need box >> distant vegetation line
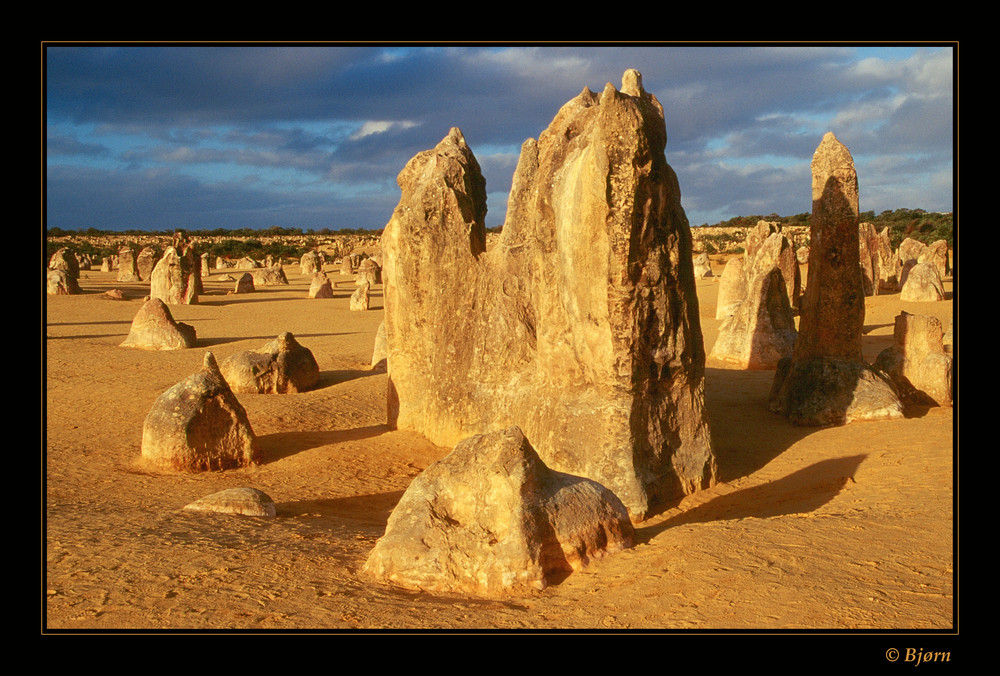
[45,208,952,262]
[693,208,953,251]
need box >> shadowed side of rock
[769,133,903,425]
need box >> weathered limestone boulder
[738,223,801,312]
[136,246,160,281]
[103,288,126,300]
[769,132,903,426]
[382,70,716,519]
[251,265,289,286]
[918,239,950,279]
[859,221,892,297]
[340,257,353,275]
[308,271,334,298]
[220,332,319,394]
[898,237,927,266]
[300,250,323,275]
[235,257,259,270]
[899,262,946,302]
[118,246,140,282]
[149,246,199,305]
[101,256,114,272]
[693,252,713,278]
[796,246,810,265]
[357,257,381,286]
[715,256,746,320]
[139,352,260,471]
[183,487,276,518]
[709,232,798,369]
[46,268,81,295]
[874,311,952,407]
[361,426,634,596]
[350,281,370,310]
[201,253,211,277]
[48,247,81,280]
[875,227,900,291]
[233,272,255,294]
[745,221,779,261]
[120,298,197,350]
[215,256,233,270]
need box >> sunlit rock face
[362,426,634,595]
[381,69,716,520]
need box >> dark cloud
[44,44,955,232]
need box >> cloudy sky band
[44,43,955,232]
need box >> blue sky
[44,43,955,232]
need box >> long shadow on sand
[257,425,388,462]
[704,367,818,484]
[634,454,867,544]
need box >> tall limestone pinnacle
[796,131,864,362]
[381,70,715,520]
[769,132,904,426]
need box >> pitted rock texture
[381,70,715,520]
[769,132,903,425]
[220,332,320,394]
[362,426,634,596]
[140,352,260,471]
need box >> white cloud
[349,120,419,141]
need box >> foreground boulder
[183,487,276,517]
[220,332,319,394]
[120,298,196,350]
[382,71,715,520]
[769,132,903,425]
[140,352,260,471]
[874,311,953,407]
[362,426,633,596]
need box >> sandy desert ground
[43,254,956,638]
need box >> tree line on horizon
[46,208,953,262]
[694,208,953,250]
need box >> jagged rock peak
[621,68,644,97]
